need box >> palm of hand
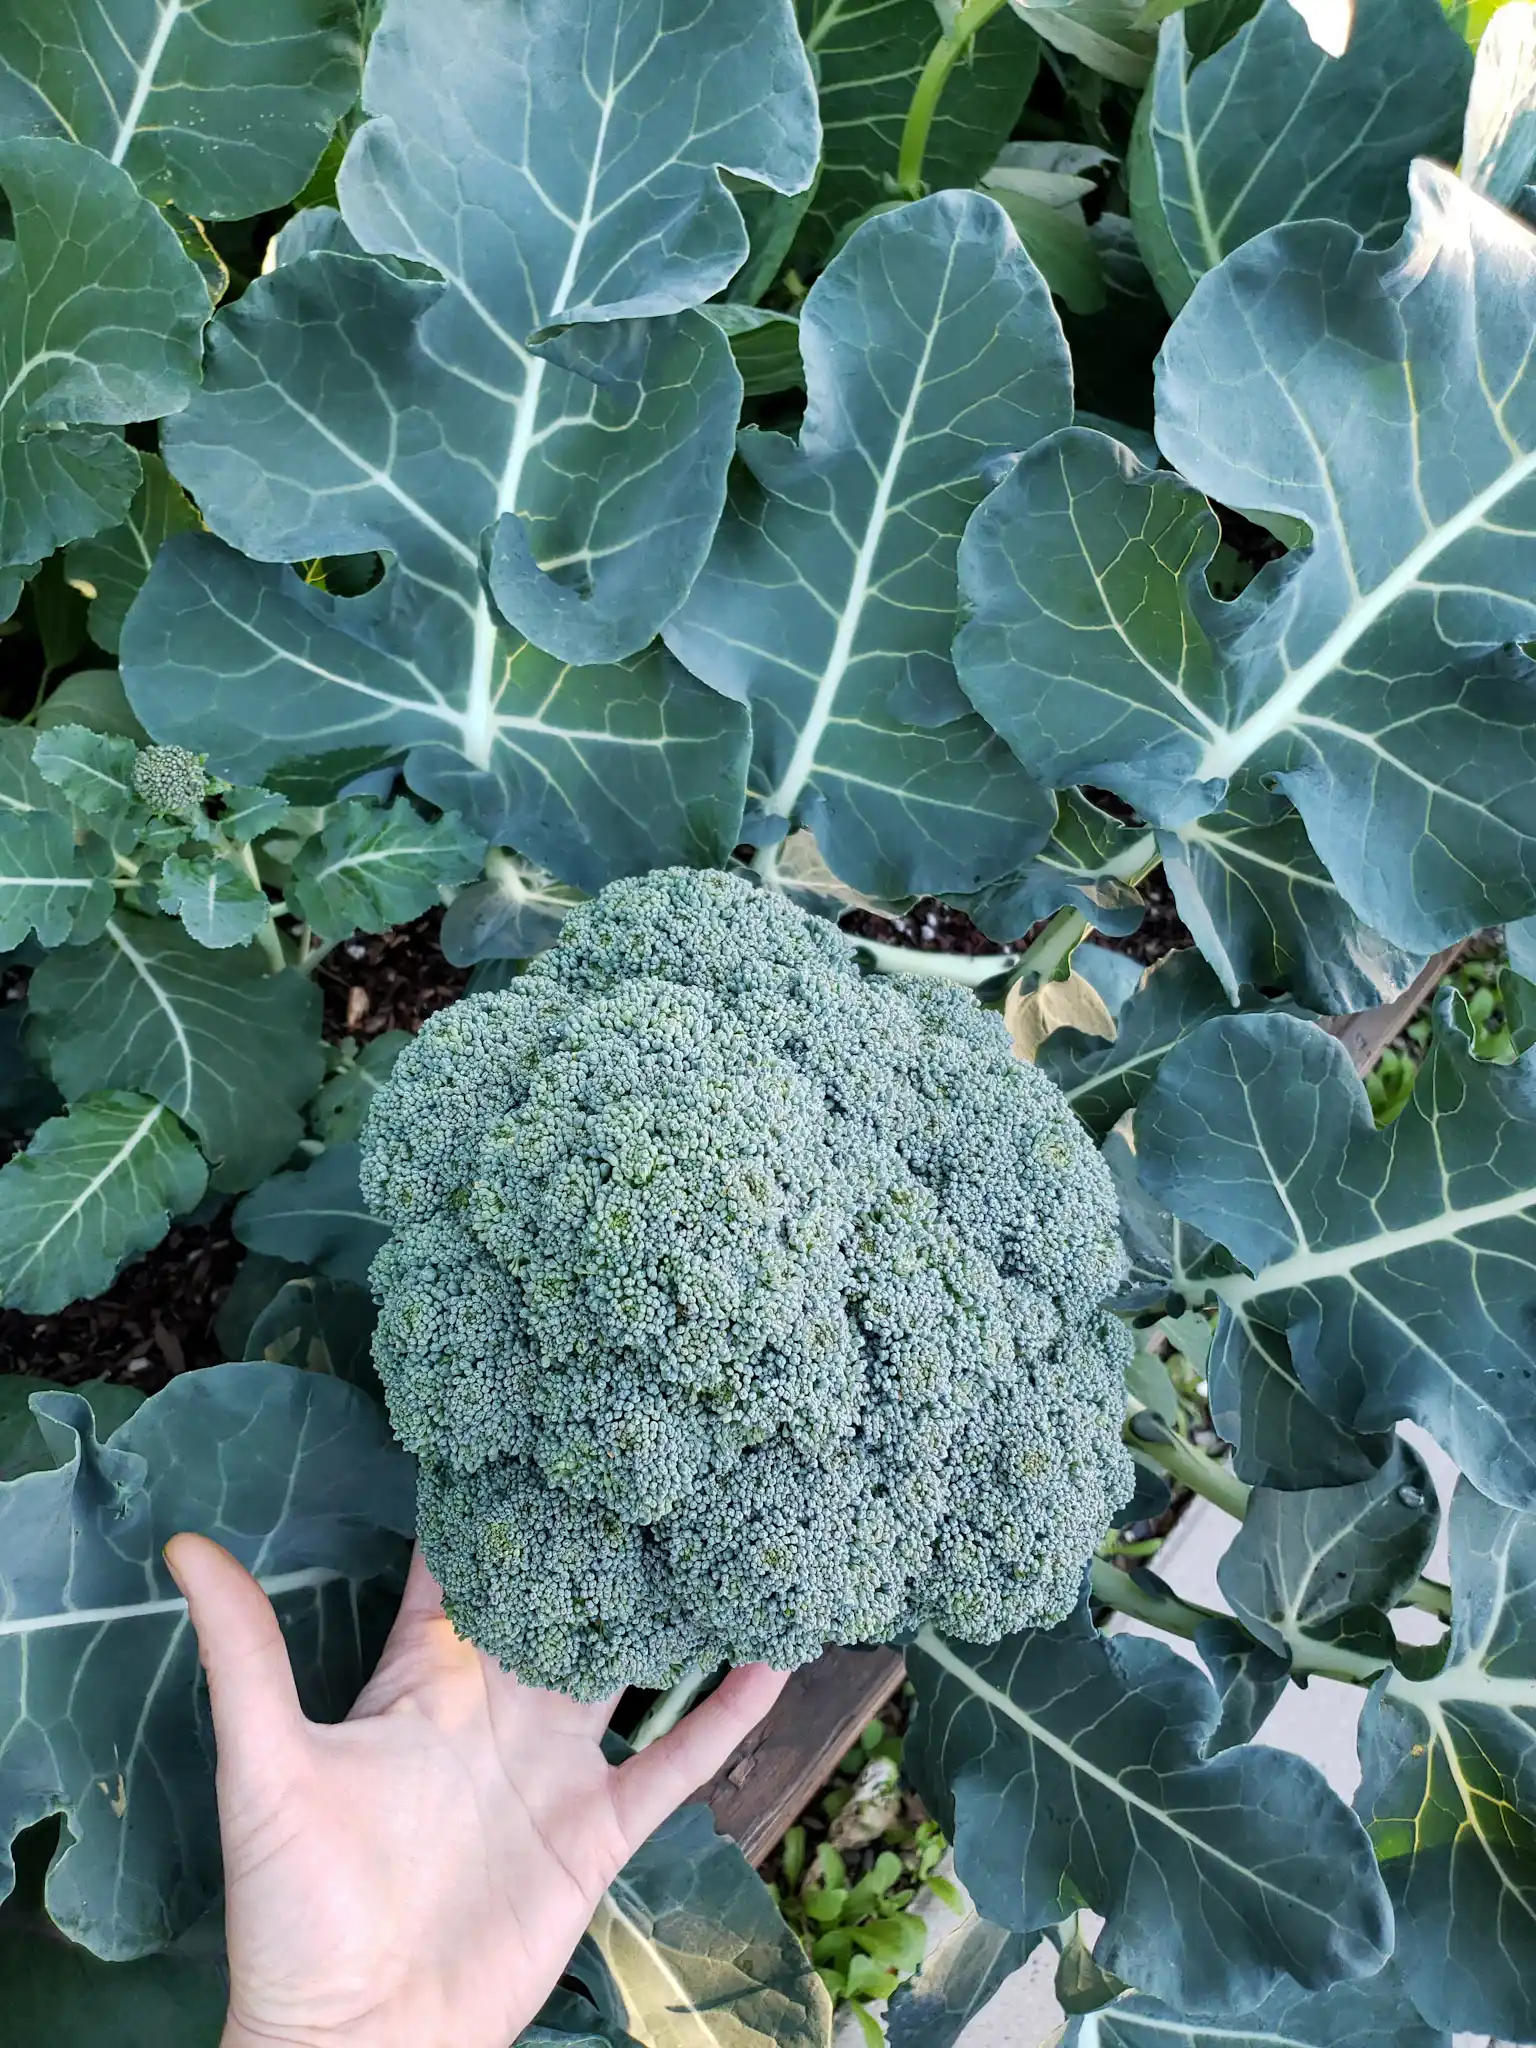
[166,1536,784,2048]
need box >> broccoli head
[131,744,209,820]
[361,867,1132,1698]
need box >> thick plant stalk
[1088,1559,1388,1687]
[897,0,1012,198]
[630,1663,717,1750]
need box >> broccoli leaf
[1155,780,1424,1013]
[156,853,273,950]
[579,1801,833,2048]
[1461,0,1536,206]
[0,0,362,219]
[1040,948,1278,1142]
[1356,1475,1536,2039]
[0,1906,227,2048]
[792,0,1037,264]
[28,913,325,1192]
[1061,1967,1448,2046]
[0,1092,206,1313]
[0,1377,144,1483]
[233,1142,388,1288]
[1130,0,1471,311]
[884,1914,1035,2048]
[664,193,1063,900]
[959,163,1536,957]
[947,792,1150,945]
[0,1366,413,1959]
[0,732,115,951]
[31,725,140,824]
[64,455,201,658]
[0,138,206,585]
[1138,999,1536,1508]
[1216,1438,1439,1667]
[288,798,484,943]
[1207,1308,1396,1494]
[905,1607,1391,2013]
[121,258,751,890]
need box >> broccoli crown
[362,867,1132,1699]
[131,744,209,819]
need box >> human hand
[164,1534,787,2048]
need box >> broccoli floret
[362,866,1133,1699]
[131,744,209,820]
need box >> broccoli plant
[3,1,1536,2047]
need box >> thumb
[165,1532,308,1773]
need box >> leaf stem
[629,1664,718,1750]
[897,0,1011,199]
[851,937,1019,987]
[232,838,287,975]
[1088,1559,1388,1687]
[1124,1405,1251,1520]
[1401,1575,1453,1620]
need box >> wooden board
[702,1644,907,1865]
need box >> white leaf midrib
[0,1565,342,1637]
[109,1,185,168]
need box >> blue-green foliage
[361,868,1132,1698]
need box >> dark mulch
[839,867,1192,966]
[3,882,1190,1389]
[314,909,471,1042]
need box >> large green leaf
[1356,1476,1536,2038]
[0,731,115,951]
[959,169,1536,959]
[0,0,361,218]
[665,192,1062,900]
[233,1142,387,1288]
[1009,0,1153,85]
[0,1910,225,2048]
[28,913,325,1192]
[1130,0,1470,311]
[1155,780,1423,1012]
[1136,1001,1536,1508]
[904,1610,1391,2013]
[580,1802,832,2048]
[1216,1438,1438,1666]
[1062,1969,1447,2046]
[121,250,751,888]
[63,454,200,657]
[0,137,206,584]
[884,1916,1034,2048]
[793,0,1038,261]
[0,1092,206,1312]
[0,1365,412,1959]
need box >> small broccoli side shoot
[361,867,1132,1699]
[131,743,210,820]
